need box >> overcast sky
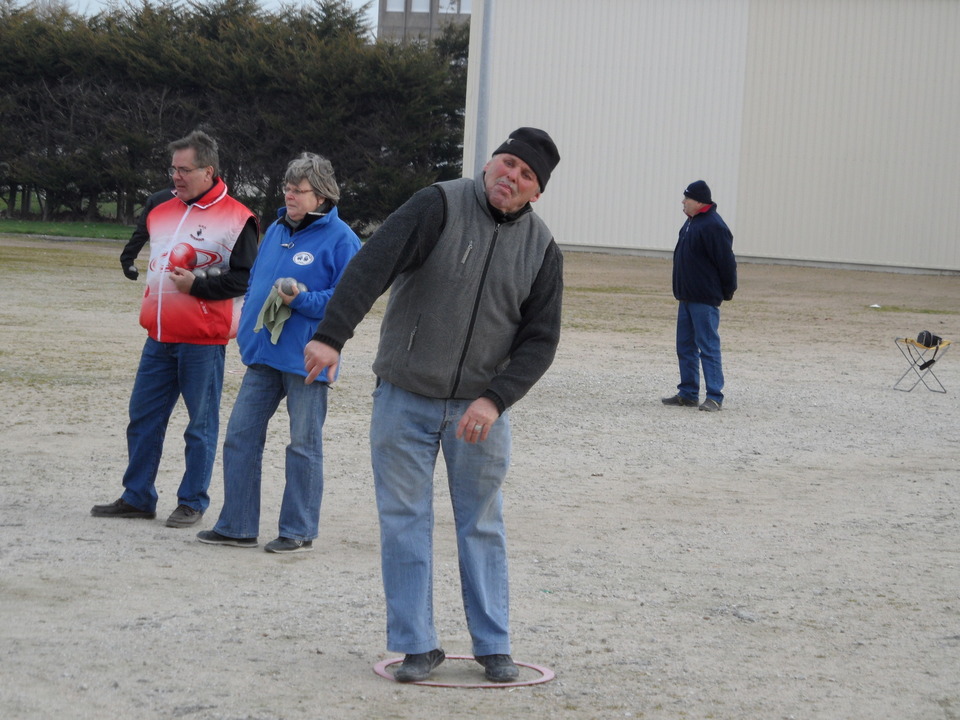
[66,0,378,31]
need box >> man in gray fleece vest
[304,127,562,684]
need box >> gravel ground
[1,235,958,720]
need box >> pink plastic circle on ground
[373,654,555,688]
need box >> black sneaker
[394,648,445,683]
[165,505,202,528]
[90,498,156,519]
[475,654,519,683]
[661,394,698,407]
[264,537,313,553]
[699,398,722,412]
[197,530,258,548]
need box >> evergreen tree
[0,0,469,232]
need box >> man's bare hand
[304,339,340,384]
[456,397,500,444]
[170,266,196,293]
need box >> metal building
[463,0,960,273]
[378,0,471,43]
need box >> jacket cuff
[481,390,506,416]
[311,333,344,353]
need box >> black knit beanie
[684,180,712,205]
[492,127,560,191]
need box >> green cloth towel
[253,287,292,344]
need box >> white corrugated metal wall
[738,0,960,270]
[464,0,960,272]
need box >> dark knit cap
[492,127,560,191]
[683,180,713,205]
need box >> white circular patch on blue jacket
[293,252,314,265]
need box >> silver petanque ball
[276,277,307,295]
[193,268,207,279]
[206,266,221,277]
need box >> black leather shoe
[661,394,698,407]
[475,654,519,682]
[90,498,156,519]
[394,648,445,682]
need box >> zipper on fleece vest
[407,314,420,350]
[451,222,500,396]
[156,204,195,340]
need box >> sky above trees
[66,0,378,32]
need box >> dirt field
[1,235,958,720]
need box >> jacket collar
[473,171,532,223]
[179,176,229,209]
[277,205,336,233]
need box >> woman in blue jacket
[198,152,361,552]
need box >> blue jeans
[121,337,225,513]
[213,364,328,541]
[370,380,512,657]
[676,301,724,404]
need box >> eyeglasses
[282,186,316,197]
[168,166,206,178]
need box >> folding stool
[893,336,951,393]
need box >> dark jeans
[675,301,724,404]
[121,337,225,513]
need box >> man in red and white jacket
[92,130,258,528]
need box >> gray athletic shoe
[394,648,446,683]
[196,530,258,548]
[264,537,314,553]
[475,654,520,683]
[165,504,203,528]
[699,398,722,412]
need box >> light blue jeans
[212,364,328,541]
[676,301,725,404]
[121,338,225,513]
[370,380,512,657]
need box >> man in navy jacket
[662,180,737,412]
